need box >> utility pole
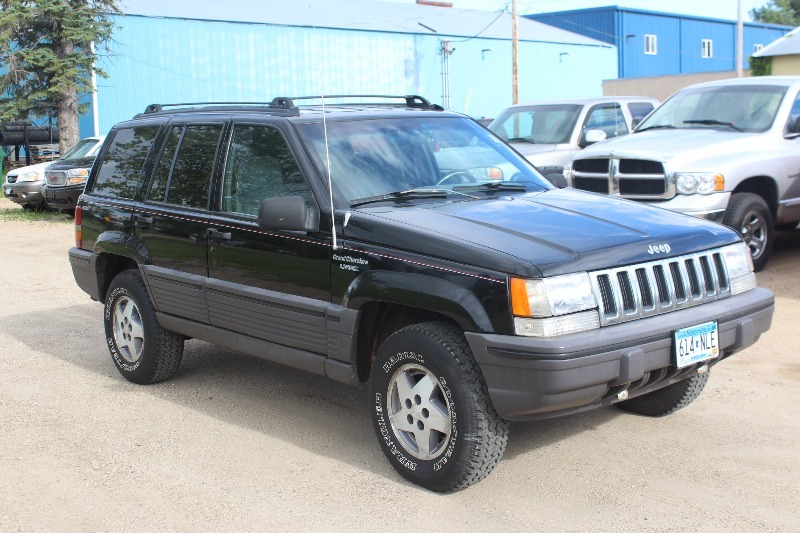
[736,0,744,77]
[512,0,519,104]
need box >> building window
[754,43,764,53]
[645,34,657,55]
[702,39,713,58]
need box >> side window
[91,126,160,199]
[148,126,183,202]
[702,39,713,59]
[148,124,223,209]
[645,34,657,55]
[222,124,311,216]
[584,105,629,139]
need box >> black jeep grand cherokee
[69,96,774,492]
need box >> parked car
[488,96,658,185]
[69,96,773,492]
[3,136,104,210]
[41,136,105,211]
[568,76,800,271]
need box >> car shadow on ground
[2,302,622,485]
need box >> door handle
[208,229,232,240]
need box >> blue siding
[83,14,616,136]
[529,7,792,79]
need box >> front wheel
[369,322,508,492]
[104,269,184,385]
[723,192,773,271]
[616,371,710,417]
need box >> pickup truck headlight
[510,273,600,337]
[15,171,41,183]
[66,168,90,185]
[722,242,757,294]
[676,172,724,194]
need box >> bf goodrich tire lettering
[104,270,184,385]
[369,322,508,492]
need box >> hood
[46,155,96,171]
[6,160,55,177]
[343,188,739,277]
[575,129,763,166]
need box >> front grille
[571,158,672,199]
[45,171,67,186]
[589,249,730,327]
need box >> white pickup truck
[568,77,800,270]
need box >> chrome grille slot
[590,249,732,327]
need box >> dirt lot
[1,197,799,531]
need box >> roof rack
[141,95,442,115]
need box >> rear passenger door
[136,120,225,323]
[206,121,332,353]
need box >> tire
[369,322,509,492]
[616,371,710,417]
[723,192,773,272]
[104,269,184,385]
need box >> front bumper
[43,184,84,210]
[466,287,774,421]
[3,181,45,206]
[642,192,731,223]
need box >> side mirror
[631,117,642,129]
[583,129,607,146]
[785,116,800,139]
[258,196,319,232]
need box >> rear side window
[91,126,160,198]
[147,124,223,209]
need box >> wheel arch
[732,176,778,219]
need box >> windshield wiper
[453,182,528,193]
[349,188,448,207]
[636,124,677,133]
[506,137,537,143]
[683,119,743,132]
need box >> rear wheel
[723,192,773,271]
[616,371,710,417]
[104,269,184,384]
[369,322,508,492]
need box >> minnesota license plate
[674,321,719,368]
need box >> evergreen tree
[0,0,119,152]
[751,0,800,26]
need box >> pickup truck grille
[589,249,730,327]
[45,171,67,186]
[571,158,672,199]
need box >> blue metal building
[80,0,616,138]
[527,6,790,79]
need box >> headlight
[510,272,600,337]
[721,242,757,294]
[15,171,40,182]
[676,172,724,194]
[66,168,90,185]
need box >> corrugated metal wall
[84,14,616,136]
[529,8,791,80]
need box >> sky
[388,0,772,22]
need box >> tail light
[75,205,83,248]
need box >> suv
[488,97,657,185]
[41,135,105,211]
[3,136,104,210]
[68,96,774,492]
[568,77,800,271]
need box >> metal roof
[118,0,612,47]
[753,26,800,57]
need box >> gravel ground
[1,197,799,531]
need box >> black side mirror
[786,116,800,139]
[258,196,319,232]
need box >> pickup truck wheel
[723,192,773,271]
[616,371,710,417]
[104,270,184,385]
[369,322,508,492]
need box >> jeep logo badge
[647,244,672,254]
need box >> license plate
[674,321,719,368]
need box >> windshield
[295,116,551,203]
[637,84,787,133]
[61,138,98,160]
[489,104,581,144]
